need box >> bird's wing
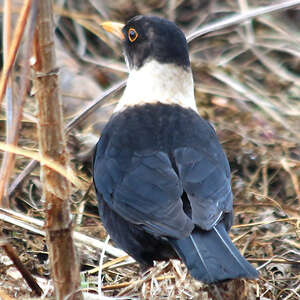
[93,139,194,239]
[173,138,233,231]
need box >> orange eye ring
[128,28,138,42]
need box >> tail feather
[168,222,258,283]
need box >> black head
[121,16,190,69]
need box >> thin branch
[0,0,32,107]
[187,0,300,42]
[0,231,43,296]
[211,68,300,138]
[0,207,129,258]
[3,0,12,60]
[0,0,13,207]
[8,160,38,197]
[0,0,37,206]
[66,79,126,133]
[0,142,86,190]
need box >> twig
[8,160,38,197]
[211,68,300,137]
[0,142,86,190]
[0,0,13,207]
[187,0,300,42]
[0,231,43,296]
[0,0,32,107]
[101,275,175,291]
[0,0,38,206]
[248,258,300,265]
[117,262,170,296]
[283,285,300,300]
[85,255,130,275]
[281,158,300,203]
[233,217,299,229]
[98,235,110,296]
[0,207,129,258]
[66,79,126,133]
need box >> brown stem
[0,231,43,296]
[0,0,32,107]
[0,0,37,206]
[32,1,83,299]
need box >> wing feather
[174,146,233,230]
[94,147,194,238]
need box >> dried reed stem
[0,0,32,107]
[0,0,36,206]
[0,0,14,207]
[32,1,82,299]
[0,231,43,296]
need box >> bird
[93,15,259,284]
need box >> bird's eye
[128,28,138,42]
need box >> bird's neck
[114,60,197,113]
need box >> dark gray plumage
[93,103,258,282]
[94,15,258,283]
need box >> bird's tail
[168,222,258,283]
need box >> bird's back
[97,103,228,167]
[94,102,233,236]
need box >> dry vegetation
[0,0,300,299]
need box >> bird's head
[102,15,190,70]
[101,16,196,112]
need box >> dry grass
[0,0,299,299]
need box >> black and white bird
[93,15,258,283]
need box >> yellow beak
[101,21,125,40]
